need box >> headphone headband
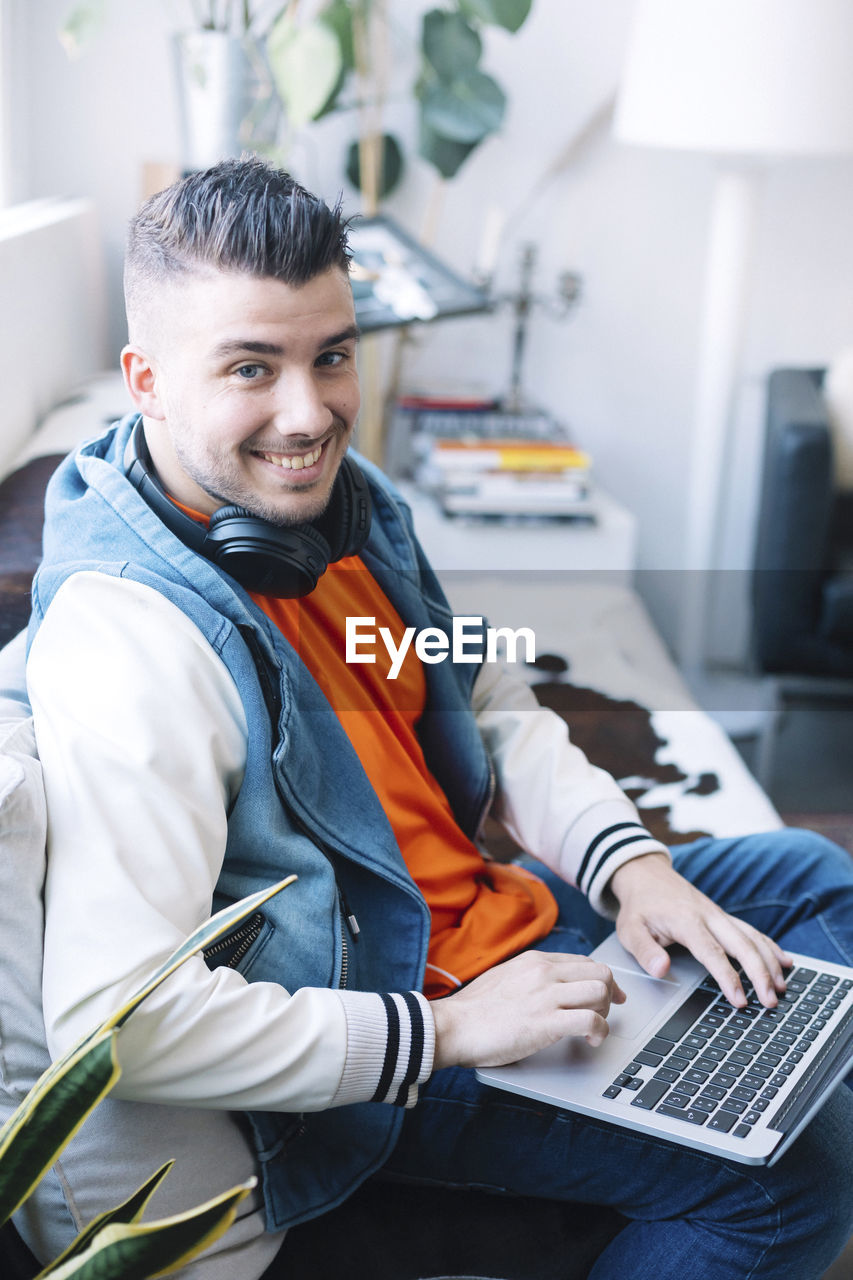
[125,417,372,597]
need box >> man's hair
[125,156,351,333]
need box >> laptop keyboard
[602,965,853,1139]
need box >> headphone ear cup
[317,457,372,561]
[205,506,334,596]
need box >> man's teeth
[261,445,323,470]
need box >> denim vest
[30,413,493,1230]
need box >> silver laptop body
[476,932,853,1165]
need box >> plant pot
[172,30,281,172]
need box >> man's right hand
[431,950,626,1071]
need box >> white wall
[13,0,853,656]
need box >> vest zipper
[202,912,264,968]
[475,753,497,844]
[337,886,360,989]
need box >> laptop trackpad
[606,969,683,1040]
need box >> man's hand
[431,950,626,1070]
[609,853,792,1008]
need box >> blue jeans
[384,830,853,1279]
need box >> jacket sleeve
[27,571,433,1112]
[471,658,670,916]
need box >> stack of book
[423,435,594,519]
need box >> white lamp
[614,0,853,675]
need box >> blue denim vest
[30,413,493,1230]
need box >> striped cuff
[331,989,435,1110]
[565,802,670,918]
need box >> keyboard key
[682,1033,708,1049]
[653,1068,681,1084]
[761,1086,779,1099]
[729,1051,754,1066]
[731,1085,757,1101]
[722,1098,747,1114]
[624,1077,643,1091]
[666,1055,692,1073]
[700,1085,727,1101]
[733,1123,753,1138]
[708,1110,739,1132]
[675,1080,699,1097]
[697,1015,725,1029]
[771,1074,789,1089]
[778,1062,796,1076]
[655,988,717,1043]
[729,1015,754,1029]
[624,1062,642,1075]
[788,1051,803,1064]
[614,1074,635,1087]
[702,1047,726,1062]
[657,1104,709,1125]
[753,1098,769,1112]
[634,1051,664,1067]
[792,968,817,983]
[741,1029,770,1045]
[668,1093,693,1109]
[744,1110,762,1124]
[710,1035,736,1052]
[603,1085,621,1099]
[631,1079,670,1109]
[742,1074,766,1090]
[691,1096,717,1112]
[683,1068,710,1084]
[644,1036,677,1055]
[694,1055,723,1074]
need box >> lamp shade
[615,0,853,156]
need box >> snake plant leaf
[33,1178,256,1280]
[458,0,533,33]
[37,1161,175,1274]
[418,118,479,180]
[267,14,343,129]
[423,10,482,82]
[421,70,506,143]
[0,1031,119,1227]
[99,875,298,1037]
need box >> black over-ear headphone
[125,416,372,597]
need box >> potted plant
[60,1,534,205]
[0,876,295,1279]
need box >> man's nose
[270,372,333,440]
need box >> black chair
[751,367,853,784]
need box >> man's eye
[317,351,346,368]
[236,364,266,380]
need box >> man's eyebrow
[210,326,361,361]
[210,340,285,359]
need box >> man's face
[128,266,361,526]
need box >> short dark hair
[125,156,351,330]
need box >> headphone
[125,416,372,597]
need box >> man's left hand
[608,853,792,1008]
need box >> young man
[16,157,853,1277]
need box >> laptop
[476,932,853,1165]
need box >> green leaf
[321,0,356,71]
[57,1,107,59]
[418,117,479,180]
[0,1032,119,1227]
[38,1162,175,1274]
[100,875,298,1037]
[34,1179,255,1280]
[422,10,482,82]
[346,133,404,198]
[459,0,533,33]
[421,69,506,143]
[267,15,344,129]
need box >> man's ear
[121,346,166,420]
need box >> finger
[615,916,672,981]
[676,923,746,1007]
[556,978,617,1019]
[712,919,789,1006]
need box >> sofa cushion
[0,455,65,649]
[0,692,50,1104]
